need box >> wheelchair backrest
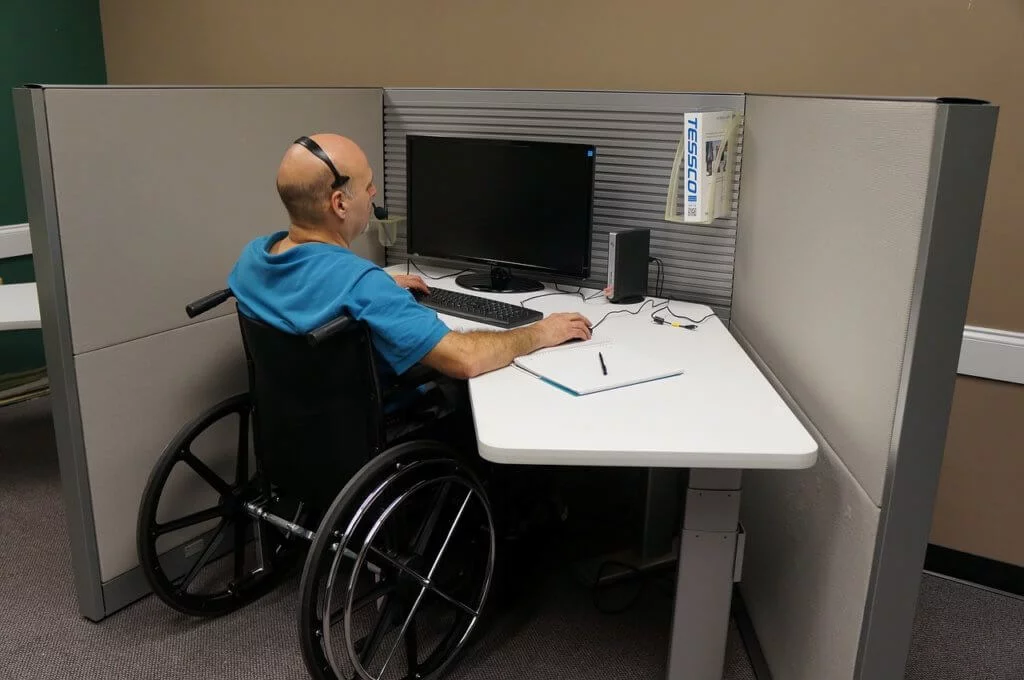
[237,310,385,512]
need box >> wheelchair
[136,289,496,680]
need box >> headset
[293,136,388,220]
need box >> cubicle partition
[382,89,744,315]
[15,86,997,680]
[732,96,997,680]
[14,86,384,620]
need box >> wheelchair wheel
[299,440,496,680]
[137,393,301,617]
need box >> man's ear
[330,190,348,219]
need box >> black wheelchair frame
[136,289,497,680]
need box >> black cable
[584,290,605,301]
[649,257,664,298]
[650,302,716,325]
[407,259,473,281]
[591,560,676,615]
[592,561,644,615]
[554,285,587,302]
[590,299,657,331]
[519,286,587,308]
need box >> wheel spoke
[408,481,451,556]
[176,518,230,593]
[154,505,226,536]
[378,588,427,680]
[359,595,400,669]
[182,451,233,496]
[425,584,478,618]
[367,547,479,618]
[352,580,396,614]
[368,548,429,587]
[425,490,473,580]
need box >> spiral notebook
[513,340,683,396]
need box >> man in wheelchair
[229,134,591,392]
[137,133,589,680]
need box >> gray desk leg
[667,469,742,680]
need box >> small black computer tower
[607,228,650,304]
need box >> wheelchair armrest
[394,364,443,389]
[186,289,234,318]
[307,315,354,347]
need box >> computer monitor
[406,135,596,293]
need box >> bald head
[276,134,373,228]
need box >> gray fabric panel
[73,313,247,581]
[731,95,938,506]
[382,89,743,310]
[735,325,880,680]
[739,446,880,680]
[854,103,998,680]
[42,87,383,354]
[13,87,107,620]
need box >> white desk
[391,264,818,680]
[0,283,41,331]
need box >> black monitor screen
[406,135,595,278]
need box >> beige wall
[99,0,1023,331]
[932,377,1024,566]
[98,0,1024,563]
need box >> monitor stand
[455,266,545,293]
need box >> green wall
[1,0,107,225]
[1,0,106,375]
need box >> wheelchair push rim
[136,393,300,617]
[299,441,496,680]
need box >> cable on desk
[649,301,716,326]
[590,299,657,331]
[518,285,594,308]
[407,259,473,281]
[554,284,587,300]
[518,287,586,308]
[584,289,606,301]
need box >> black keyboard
[415,287,543,328]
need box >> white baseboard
[0,223,31,259]
[958,326,1024,385]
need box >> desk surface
[391,265,817,470]
[0,283,41,332]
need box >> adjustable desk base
[577,469,744,680]
[667,469,743,680]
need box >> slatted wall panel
[383,89,744,312]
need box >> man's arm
[420,312,592,379]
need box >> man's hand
[390,273,430,295]
[531,312,592,348]
[422,313,593,379]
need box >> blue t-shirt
[228,232,449,375]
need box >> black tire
[136,393,302,617]
[299,440,496,680]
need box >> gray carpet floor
[3,398,1023,680]
[0,398,753,680]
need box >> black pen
[598,351,608,376]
